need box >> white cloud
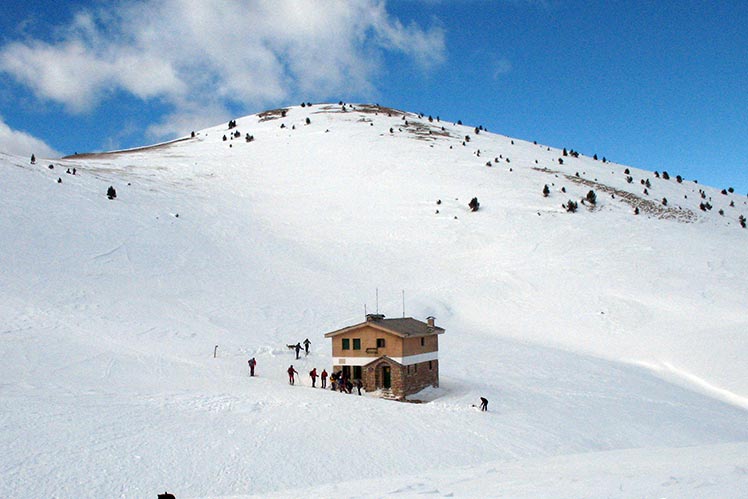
[0,0,445,138]
[0,117,61,159]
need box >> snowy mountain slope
[1,103,747,498]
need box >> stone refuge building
[324,314,444,399]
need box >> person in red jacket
[309,367,318,387]
[287,365,298,385]
[320,369,328,389]
[248,357,256,377]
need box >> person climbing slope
[288,365,299,385]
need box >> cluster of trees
[562,148,580,158]
[228,120,237,129]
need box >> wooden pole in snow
[213,345,218,358]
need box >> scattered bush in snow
[586,190,597,205]
[739,215,746,228]
[306,117,311,125]
[662,171,670,180]
[662,197,668,206]
[558,158,564,165]
[468,197,480,212]
[634,206,640,215]
[107,186,117,199]
[676,175,683,183]
[245,134,254,142]
[721,189,728,195]
[728,187,735,193]
[30,154,36,164]
[626,176,633,184]
[719,209,725,216]
[543,184,550,197]
[624,168,630,174]
[565,200,578,213]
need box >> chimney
[367,313,385,322]
[426,316,435,327]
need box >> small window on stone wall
[429,361,433,370]
[420,337,425,347]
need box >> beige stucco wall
[402,334,438,357]
[330,325,404,358]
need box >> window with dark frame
[376,338,385,348]
[420,337,425,347]
[342,338,350,350]
[353,338,361,350]
[353,366,362,379]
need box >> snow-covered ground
[1,104,747,498]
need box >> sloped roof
[324,317,445,338]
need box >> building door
[382,365,391,389]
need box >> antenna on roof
[364,303,367,319]
[402,289,405,318]
[376,288,379,314]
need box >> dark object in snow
[31,154,36,164]
[57,177,62,183]
[48,164,54,170]
[107,186,117,199]
[303,338,311,355]
[586,190,596,205]
[294,342,302,359]
[468,197,480,212]
[480,397,488,411]
[543,185,550,197]
[565,200,578,213]
[248,357,256,376]
[158,493,176,499]
[288,365,298,385]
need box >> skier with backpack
[248,357,256,376]
[309,368,318,387]
[321,369,328,389]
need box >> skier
[480,397,488,412]
[303,338,311,356]
[248,357,256,376]
[310,368,318,387]
[330,371,338,391]
[294,342,302,360]
[356,379,363,396]
[321,369,328,389]
[287,365,298,385]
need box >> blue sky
[1,0,747,193]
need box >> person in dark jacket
[321,369,328,389]
[294,343,302,360]
[309,368,318,387]
[288,365,298,385]
[356,379,363,395]
[480,397,488,411]
[248,357,256,376]
[303,338,311,356]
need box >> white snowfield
[1,103,747,498]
